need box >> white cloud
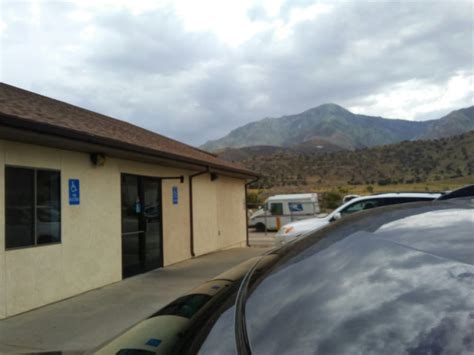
[275,3,333,40]
[0,0,472,145]
[348,71,474,120]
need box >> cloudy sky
[1,0,473,146]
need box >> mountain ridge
[201,104,474,152]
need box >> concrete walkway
[0,247,270,354]
[248,229,276,247]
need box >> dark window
[152,294,212,319]
[5,167,61,249]
[270,203,283,215]
[383,197,434,205]
[340,199,381,216]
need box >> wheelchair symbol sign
[69,179,80,205]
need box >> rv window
[270,203,283,215]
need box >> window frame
[270,202,284,215]
[5,165,62,251]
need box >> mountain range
[201,104,474,153]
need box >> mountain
[217,140,345,162]
[201,104,474,152]
[237,131,474,190]
[419,106,474,140]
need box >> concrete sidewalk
[248,229,276,247]
[0,247,270,354]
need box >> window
[152,294,212,319]
[270,203,283,215]
[289,202,304,212]
[383,197,435,205]
[340,199,381,216]
[5,167,61,249]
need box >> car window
[340,199,381,216]
[152,294,211,319]
[383,197,434,205]
[270,203,283,215]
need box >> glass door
[143,177,162,271]
[121,174,163,278]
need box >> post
[264,209,268,236]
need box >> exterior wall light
[90,153,106,166]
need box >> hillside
[227,131,474,189]
[217,139,344,162]
[419,106,474,139]
[201,104,474,152]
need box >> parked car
[342,194,359,203]
[275,192,440,246]
[92,195,474,354]
[249,193,320,231]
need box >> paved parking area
[0,247,271,354]
[248,228,276,247]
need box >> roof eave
[0,113,259,179]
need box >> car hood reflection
[244,231,474,354]
[198,202,474,354]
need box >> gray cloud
[1,1,472,145]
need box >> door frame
[120,173,164,277]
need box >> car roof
[358,192,440,199]
[337,192,440,206]
[328,192,439,215]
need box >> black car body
[95,198,474,354]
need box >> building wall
[0,140,247,318]
[193,174,247,256]
[0,141,123,318]
[216,176,247,249]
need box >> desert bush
[322,191,343,210]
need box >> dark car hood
[198,200,474,355]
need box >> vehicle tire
[255,223,266,232]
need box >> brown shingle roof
[0,83,257,177]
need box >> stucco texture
[193,174,247,256]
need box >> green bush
[322,191,342,210]
[246,191,261,207]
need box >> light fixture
[90,153,106,166]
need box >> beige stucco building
[0,83,257,319]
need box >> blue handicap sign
[172,186,178,205]
[69,179,80,205]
